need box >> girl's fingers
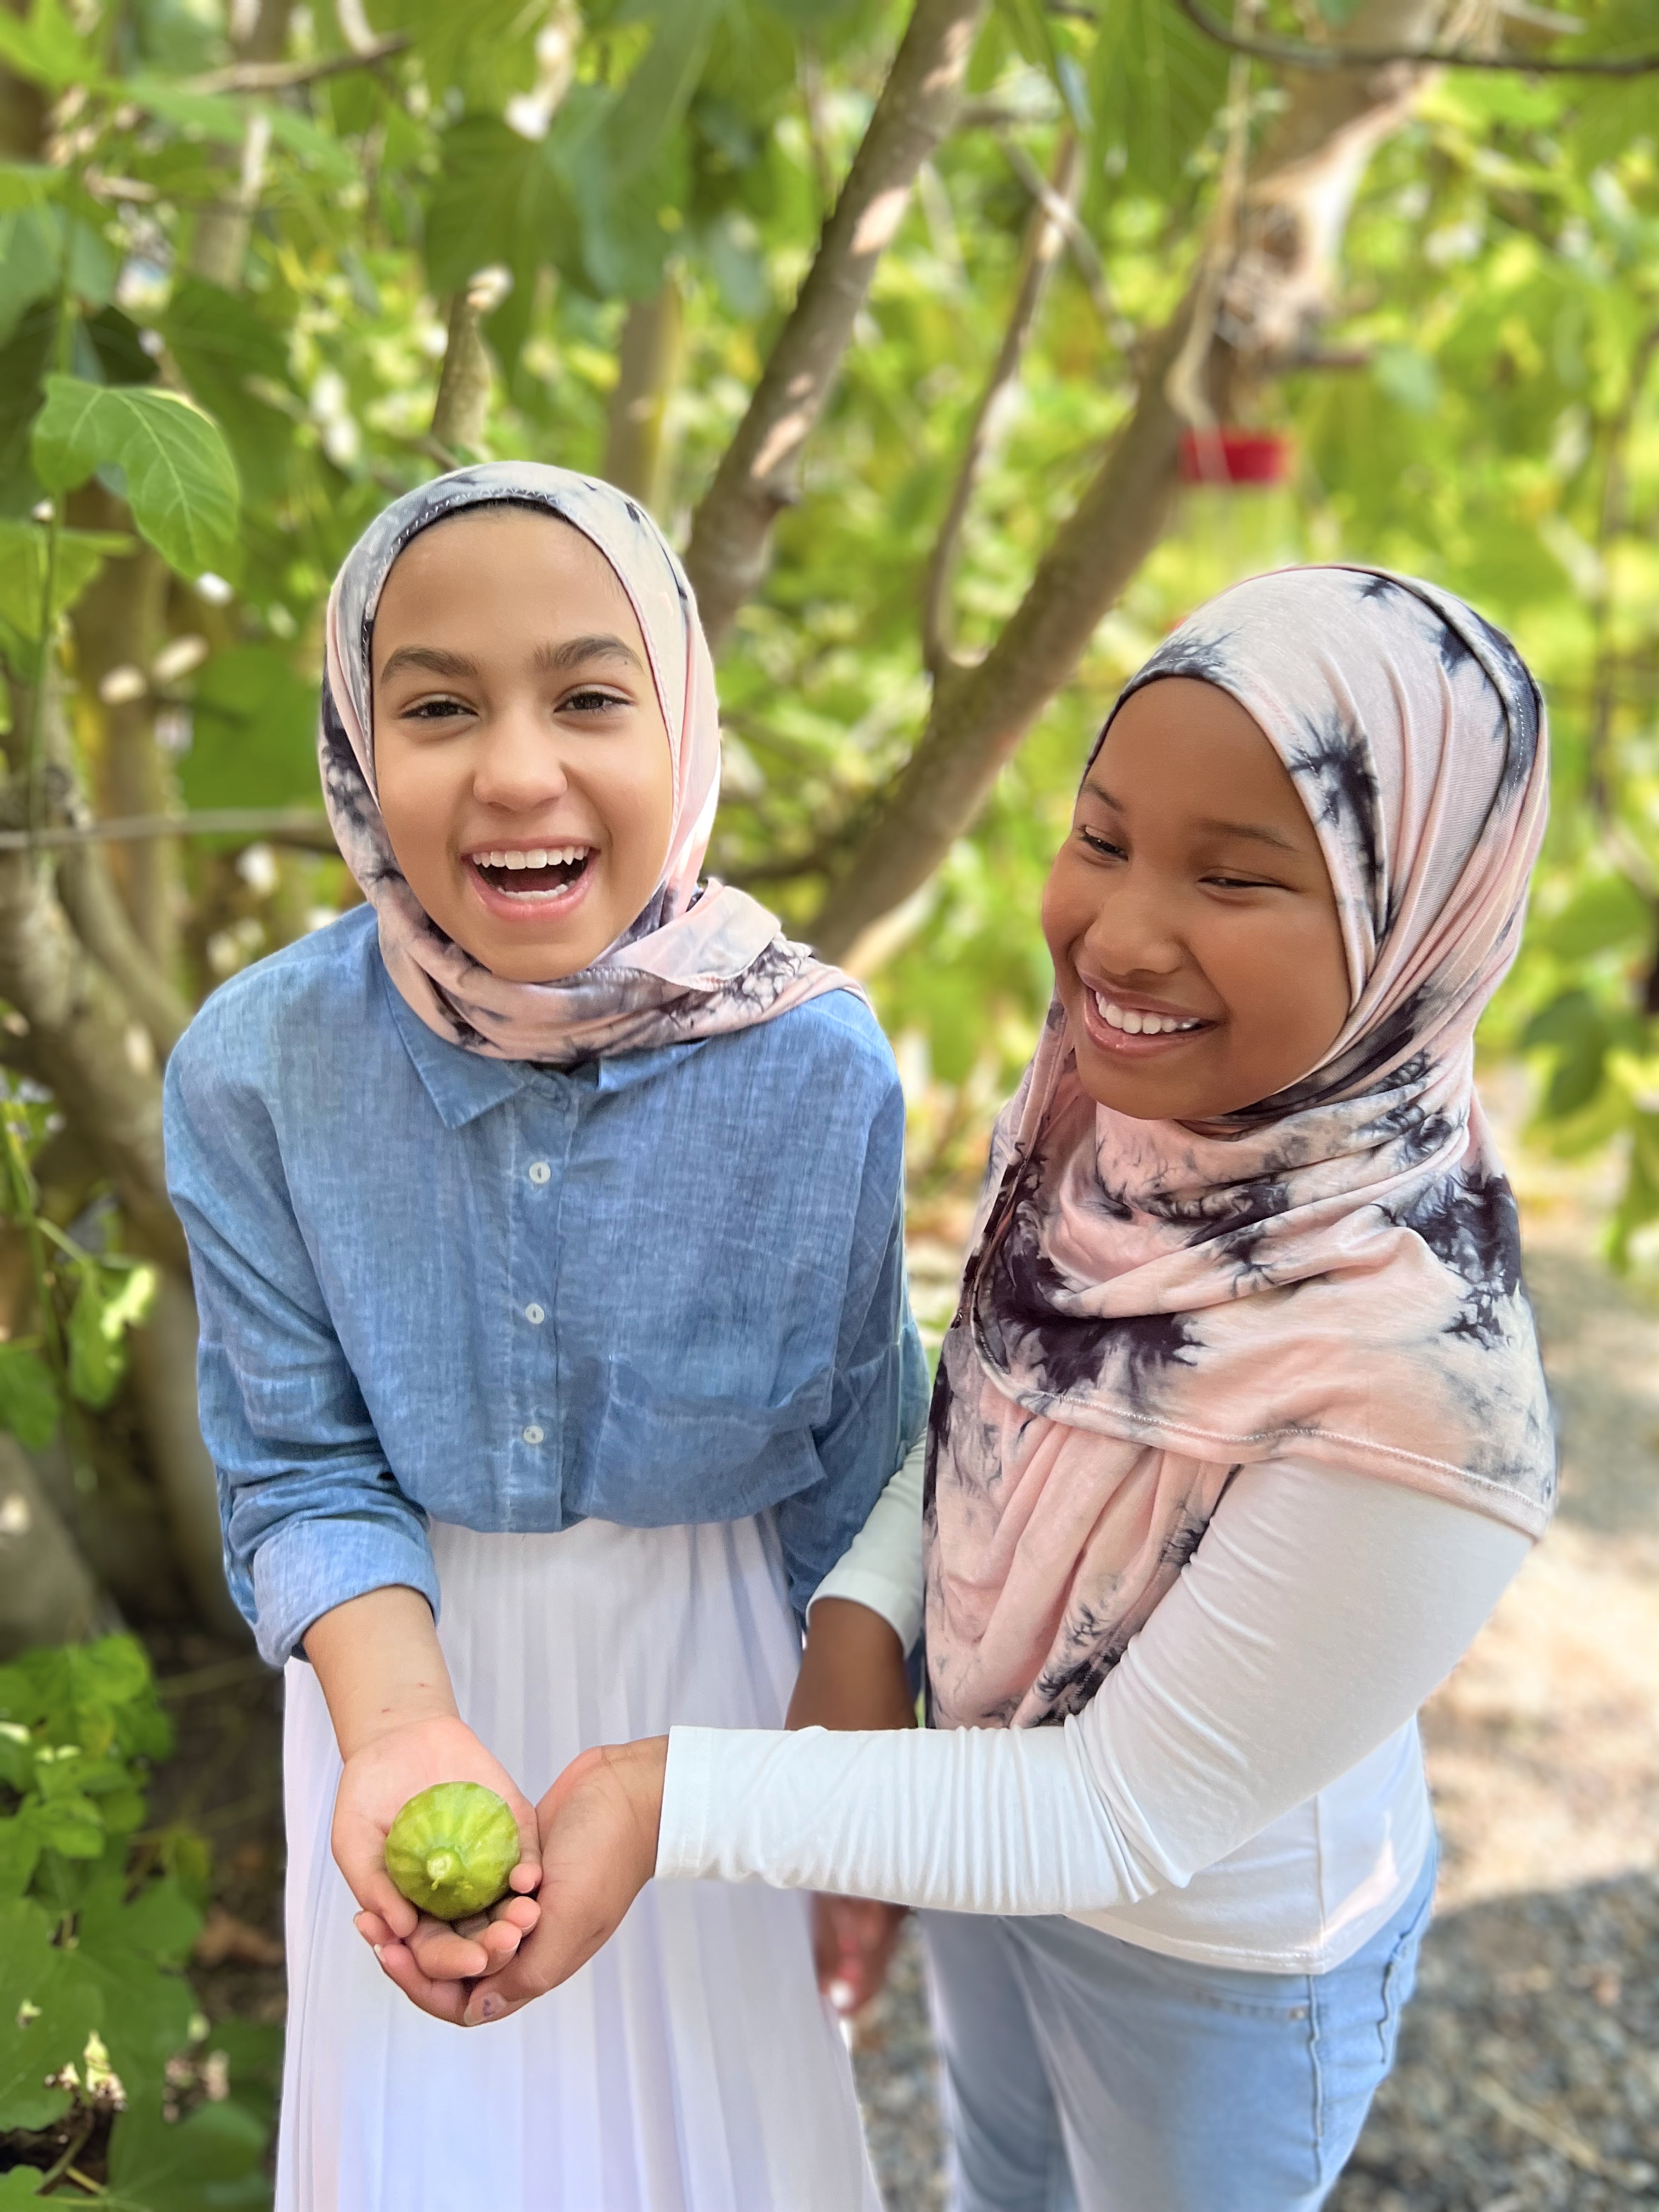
[496,1893,540,1931]
[473,1919,526,1966]
[464,1979,533,2028]
[509,1858,540,1894]
[354,1909,396,1946]
[332,1809,419,1936]
[405,1918,491,1982]
[374,1939,470,2025]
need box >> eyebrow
[377,635,646,685]
[1084,780,1302,855]
[378,645,478,682]
[534,634,644,675]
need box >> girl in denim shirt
[164,465,927,2211]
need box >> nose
[1079,866,1186,983]
[470,697,570,815]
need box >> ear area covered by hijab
[924,565,1556,1735]
[318,462,854,1063]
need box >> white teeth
[1094,992,1201,1037]
[471,844,591,877]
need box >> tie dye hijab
[319,462,848,1062]
[925,566,1554,1733]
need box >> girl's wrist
[336,1690,461,1762]
[605,1736,669,1866]
[303,1584,460,1759]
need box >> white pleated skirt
[278,1515,881,2212]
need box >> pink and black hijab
[924,566,1554,1732]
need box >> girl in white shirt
[373,566,1554,2212]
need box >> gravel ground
[855,1151,1659,2212]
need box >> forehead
[374,506,635,636]
[1094,679,1311,819]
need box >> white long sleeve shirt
[657,1448,1528,1970]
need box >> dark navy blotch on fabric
[1285,710,1387,937]
[1384,1170,1524,1350]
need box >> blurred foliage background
[0,0,1657,1617]
[2,0,1659,2198]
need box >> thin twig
[0,807,337,854]
[1472,2076,1658,2189]
[1165,20,1254,448]
[923,133,1080,675]
[1176,0,1659,71]
[996,133,1118,326]
[36,2112,95,2193]
[186,32,411,94]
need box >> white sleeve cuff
[806,1436,926,1652]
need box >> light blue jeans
[918,1843,1436,2212]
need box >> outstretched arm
[311,1586,542,2021]
[464,1459,1526,2019]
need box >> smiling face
[371,505,675,983]
[1041,676,1352,1122]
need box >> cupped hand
[357,1889,542,2024]
[331,1712,540,2017]
[460,1736,668,2028]
[813,1894,908,2018]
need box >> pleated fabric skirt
[277,1515,881,2212]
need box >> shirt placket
[511,1081,579,1519]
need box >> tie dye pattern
[319,462,851,1062]
[924,566,1555,1733]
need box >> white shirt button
[524,1304,545,1325]
[527,1161,551,1185]
[522,1424,545,1446]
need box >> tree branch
[0,845,181,1267]
[997,131,1118,329]
[808,0,1446,962]
[430,287,493,460]
[684,0,990,652]
[188,30,409,94]
[603,279,685,514]
[1176,0,1659,71]
[923,133,1079,676]
[55,844,194,1062]
[0,806,337,853]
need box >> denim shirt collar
[379,960,535,1130]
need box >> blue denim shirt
[163,907,927,1666]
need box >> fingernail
[476,1996,500,2022]
[373,1945,383,1961]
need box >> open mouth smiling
[465,844,594,900]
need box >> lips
[1076,981,1213,1057]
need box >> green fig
[385,1781,521,1920]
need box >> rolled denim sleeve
[775,1073,929,1620]
[163,1014,438,1667]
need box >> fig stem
[425,1850,460,1887]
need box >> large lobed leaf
[30,375,240,581]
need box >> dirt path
[859,1142,1659,2210]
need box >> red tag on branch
[1178,429,1294,486]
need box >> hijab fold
[319,463,850,1063]
[924,567,1554,1733]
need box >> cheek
[1040,856,1087,976]
[1207,909,1350,1052]
[608,736,675,885]
[375,749,460,879]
